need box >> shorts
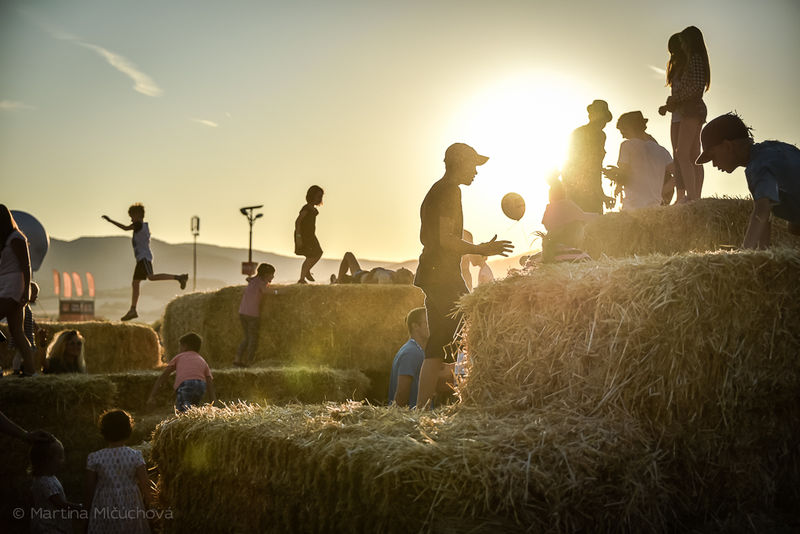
[133,260,154,281]
[175,379,206,412]
[679,99,707,123]
[421,280,468,361]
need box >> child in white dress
[86,410,152,534]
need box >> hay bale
[0,374,116,524]
[582,198,800,258]
[161,284,424,370]
[34,321,162,373]
[105,367,371,412]
[150,402,666,534]
[458,248,800,424]
[457,248,800,519]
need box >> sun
[452,71,591,253]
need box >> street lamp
[239,205,263,275]
[190,216,200,290]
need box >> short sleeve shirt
[745,141,800,224]
[30,476,71,534]
[415,178,463,288]
[387,339,425,408]
[166,351,213,390]
[131,222,153,262]
[618,138,673,210]
[239,276,269,317]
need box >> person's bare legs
[337,252,361,281]
[2,300,36,374]
[299,254,321,283]
[416,358,444,409]
[130,279,142,310]
[691,130,704,198]
[670,122,687,203]
[676,117,702,201]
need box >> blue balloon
[11,210,49,272]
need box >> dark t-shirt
[414,178,463,289]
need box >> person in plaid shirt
[658,26,711,202]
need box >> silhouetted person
[562,100,615,214]
[414,143,513,409]
[696,113,800,248]
[330,252,414,284]
[658,26,711,201]
[0,205,37,375]
[103,203,188,321]
[658,33,688,203]
[607,111,674,211]
[295,185,324,284]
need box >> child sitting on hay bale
[147,332,216,412]
[524,180,596,266]
[235,263,275,368]
[696,112,800,248]
[43,329,87,374]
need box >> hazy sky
[2,0,799,263]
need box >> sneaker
[305,272,315,282]
[120,309,138,321]
[178,274,189,290]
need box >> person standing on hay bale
[388,307,429,408]
[102,204,189,321]
[329,251,414,284]
[235,263,275,368]
[86,409,152,534]
[414,143,513,409]
[696,113,800,248]
[295,185,325,284]
[605,111,675,211]
[43,329,87,374]
[658,26,711,202]
[147,332,216,412]
[0,204,38,376]
[562,100,616,214]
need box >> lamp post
[190,216,200,290]
[239,205,263,275]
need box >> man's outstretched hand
[478,235,514,257]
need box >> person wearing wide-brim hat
[562,99,616,215]
[608,111,675,211]
[696,112,800,249]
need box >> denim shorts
[175,379,206,412]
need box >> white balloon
[11,210,49,272]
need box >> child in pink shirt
[234,263,275,367]
[147,332,215,412]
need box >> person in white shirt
[607,111,675,211]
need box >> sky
[2,0,799,264]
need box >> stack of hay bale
[149,199,800,532]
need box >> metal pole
[191,216,200,291]
[248,219,253,263]
[193,233,197,291]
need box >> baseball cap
[444,143,489,167]
[696,113,752,164]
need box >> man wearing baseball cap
[696,113,800,248]
[414,142,513,409]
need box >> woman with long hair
[0,205,37,375]
[43,329,87,374]
[659,26,711,201]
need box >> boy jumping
[695,113,800,249]
[102,203,188,321]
